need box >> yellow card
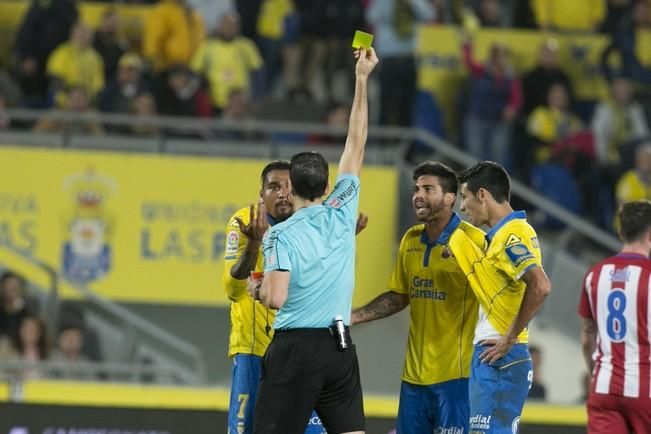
[352,30,374,49]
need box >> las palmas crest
[61,168,116,283]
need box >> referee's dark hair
[618,200,651,243]
[458,161,511,203]
[260,160,291,188]
[289,152,329,201]
[412,161,458,194]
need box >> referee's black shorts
[253,327,365,434]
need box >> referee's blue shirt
[262,173,360,329]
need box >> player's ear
[477,187,487,203]
[444,192,456,207]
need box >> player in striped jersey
[579,200,651,434]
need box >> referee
[252,47,378,434]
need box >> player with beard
[351,161,478,434]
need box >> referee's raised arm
[338,47,379,177]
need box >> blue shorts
[396,378,469,434]
[469,343,532,434]
[228,354,326,434]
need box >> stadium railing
[0,242,206,385]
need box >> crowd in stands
[0,0,649,230]
[0,270,99,380]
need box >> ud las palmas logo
[61,168,116,283]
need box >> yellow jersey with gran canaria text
[449,211,542,344]
[223,207,275,358]
[388,213,478,386]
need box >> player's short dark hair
[289,152,329,201]
[412,161,458,194]
[618,200,651,243]
[458,161,511,203]
[260,160,290,188]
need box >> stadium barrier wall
[0,381,586,434]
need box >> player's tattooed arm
[581,318,597,374]
[230,241,261,280]
[350,291,409,325]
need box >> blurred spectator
[98,53,149,114]
[281,0,330,102]
[323,0,366,102]
[46,21,105,106]
[521,40,573,116]
[130,93,160,136]
[191,13,264,113]
[51,323,93,380]
[255,0,296,94]
[236,0,264,40]
[12,315,50,378]
[527,83,583,161]
[57,302,102,362]
[367,0,435,126]
[143,0,205,72]
[531,0,606,32]
[33,86,105,135]
[222,89,251,122]
[0,334,18,361]
[591,77,649,171]
[512,0,538,28]
[462,39,521,165]
[475,0,506,27]
[155,65,212,119]
[601,0,635,35]
[93,8,128,83]
[13,0,79,107]
[601,0,651,84]
[0,272,34,343]
[308,102,349,145]
[0,69,23,108]
[215,89,263,140]
[615,143,651,204]
[516,40,573,181]
[189,0,235,35]
[528,345,547,400]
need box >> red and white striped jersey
[579,253,651,398]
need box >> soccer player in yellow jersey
[351,161,478,434]
[224,161,326,434]
[449,161,551,434]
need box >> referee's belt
[274,327,353,344]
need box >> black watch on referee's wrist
[254,284,261,301]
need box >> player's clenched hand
[355,213,369,235]
[354,47,379,78]
[234,199,268,243]
[247,275,263,300]
[479,336,516,364]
